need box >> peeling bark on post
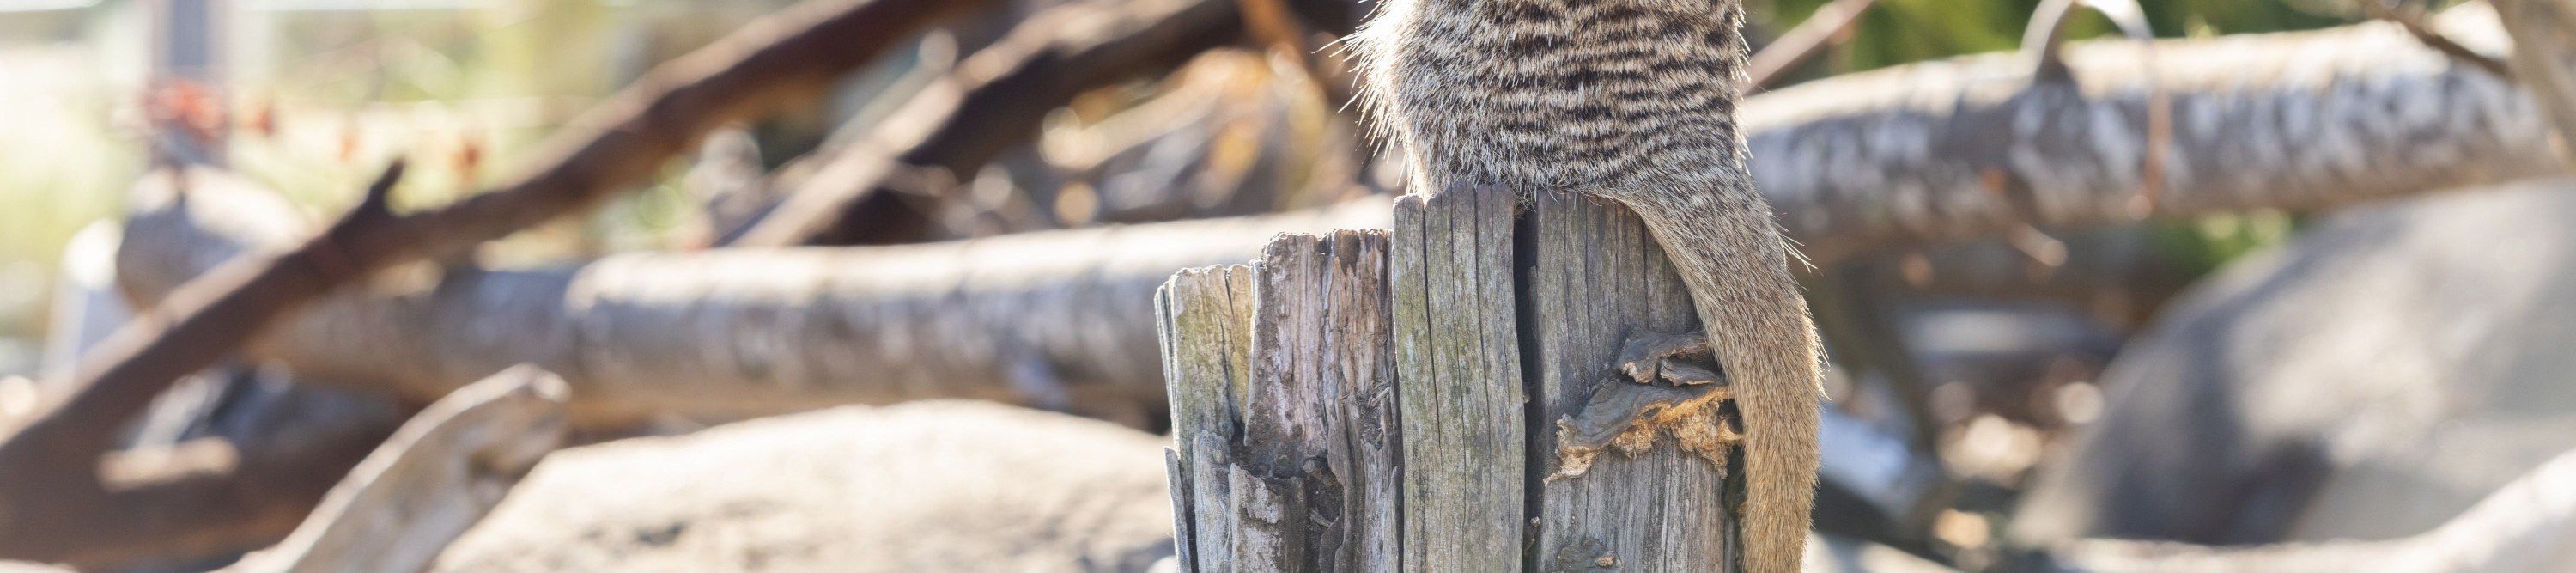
[1520,192,1735,572]
[1388,187,1523,571]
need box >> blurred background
[3,0,2569,571]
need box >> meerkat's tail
[1620,195,1824,573]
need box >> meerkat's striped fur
[1348,0,1825,570]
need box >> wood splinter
[1549,330,1745,482]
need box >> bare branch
[0,0,986,565]
[732,0,1245,247]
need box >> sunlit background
[0,0,2527,570]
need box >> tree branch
[0,0,987,566]
[2493,0,2576,164]
[1747,0,1876,90]
[731,0,1246,247]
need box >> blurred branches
[730,0,1245,247]
[97,4,2576,442]
[2493,0,2576,165]
[0,0,987,566]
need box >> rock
[431,400,1175,572]
[2013,180,2576,546]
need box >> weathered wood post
[1157,186,1735,571]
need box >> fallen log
[752,4,2566,259]
[122,170,1393,427]
[113,4,2576,442]
[1753,4,2555,261]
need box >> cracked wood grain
[1521,192,1740,572]
[1389,186,1524,571]
[1160,264,1254,572]
[1160,230,1400,572]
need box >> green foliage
[2152,210,2303,278]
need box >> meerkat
[1350,0,1824,570]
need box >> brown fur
[1349,0,1825,570]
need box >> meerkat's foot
[1548,329,1744,481]
[1615,329,1720,385]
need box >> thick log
[118,10,2576,431]
[229,367,568,573]
[124,169,1393,427]
[752,4,2568,261]
[1752,5,2555,262]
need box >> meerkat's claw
[1615,329,1717,384]
[1657,360,1724,386]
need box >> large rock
[2013,180,2576,546]
[430,401,1176,572]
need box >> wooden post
[1158,263,1252,570]
[1388,188,1525,570]
[1158,186,1738,571]
[1160,229,1403,572]
[1520,192,1735,572]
